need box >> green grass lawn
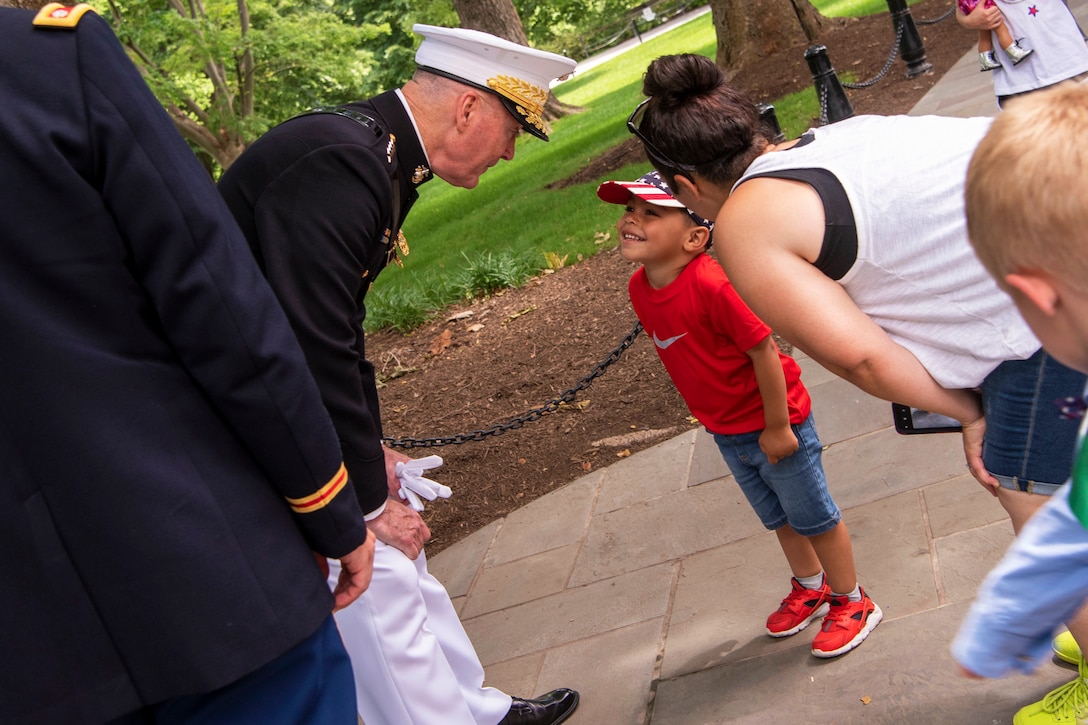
[365,2,895,331]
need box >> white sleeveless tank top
[735,114,1039,389]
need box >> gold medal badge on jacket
[384,228,409,267]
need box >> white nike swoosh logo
[652,331,687,349]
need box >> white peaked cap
[413,24,577,141]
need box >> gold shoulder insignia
[33,3,95,29]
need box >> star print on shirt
[1058,395,1088,420]
[1029,5,1038,15]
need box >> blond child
[952,82,1088,725]
[597,171,880,657]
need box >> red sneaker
[766,577,831,637]
[811,588,882,658]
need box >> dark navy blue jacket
[0,8,368,723]
[220,91,434,516]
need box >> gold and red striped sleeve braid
[285,463,350,514]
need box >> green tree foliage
[337,0,457,94]
[106,0,391,171]
[516,0,631,55]
[99,0,678,173]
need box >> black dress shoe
[498,688,580,725]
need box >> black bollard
[886,0,933,78]
[756,103,787,143]
[804,45,854,124]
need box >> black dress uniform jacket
[220,91,434,515]
[0,8,368,723]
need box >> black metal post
[804,45,854,124]
[756,103,787,143]
[886,0,933,78]
[631,19,643,43]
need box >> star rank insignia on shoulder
[33,3,95,28]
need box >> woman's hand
[961,414,999,495]
[957,2,1003,31]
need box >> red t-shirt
[628,253,811,435]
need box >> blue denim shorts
[712,414,841,536]
[981,349,1086,495]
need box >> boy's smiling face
[616,195,702,269]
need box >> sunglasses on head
[628,98,751,179]
[626,98,701,173]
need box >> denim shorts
[712,414,841,536]
[981,349,1086,495]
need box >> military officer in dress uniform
[0,4,375,724]
[219,24,580,725]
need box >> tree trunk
[168,107,246,171]
[450,0,581,123]
[451,0,528,43]
[710,0,829,70]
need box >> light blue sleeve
[951,483,1088,677]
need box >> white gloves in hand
[395,455,451,512]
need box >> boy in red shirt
[597,171,880,657]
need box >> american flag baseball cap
[596,170,713,231]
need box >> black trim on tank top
[740,144,858,281]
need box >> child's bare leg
[775,524,821,579]
[999,487,1047,534]
[807,520,858,594]
[979,29,994,53]
[776,521,858,594]
[990,19,1033,62]
[994,21,1015,51]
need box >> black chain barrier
[816,6,954,124]
[382,320,646,449]
[916,6,956,24]
[840,21,905,90]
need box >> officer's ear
[456,90,484,132]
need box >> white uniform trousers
[327,541,512,725]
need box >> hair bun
[642,54,723,106]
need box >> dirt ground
[370,0,977,553]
